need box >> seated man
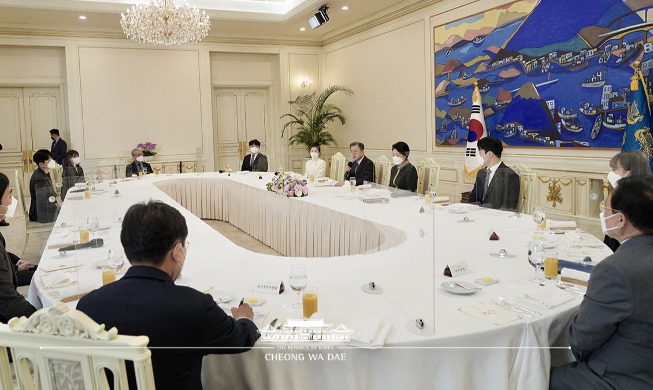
[343,141,375,186]
[78,201,259,390]
[468,137,519,211]
[125,148,153,177]
[28,149,59,223]
[241,139,268,172]
[550,176,653,389]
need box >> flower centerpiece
[137,142,157,157]
[266,174,309,197]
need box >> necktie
[483,168,491,199]
[251,154,256,168]
[352,162,359,176]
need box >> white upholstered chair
[372,155,392,186]
[49,165,63,198]
[329,152,346,181]
[416,158,441,195]
[510,163,536,214]
[14,171,54,254]
[0,302,155,390]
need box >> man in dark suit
[78,201,259,390]
[126,148,153,176]
[49,129,67,165]
[468,137,519,211]
[28,149,59,223]
[343,141,375,186]
[241,139,268,172]
[550,176,653,389]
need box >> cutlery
[268,318,278,329]
[492,298,531,318]
[497,296,541,316]
[556,281,585,296]
[452,282,481,291]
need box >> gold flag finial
[634,60,642,70]
[631,62,641,91]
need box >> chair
[0,302,155,390]
[182,162,197,173]
[416,158,441,195]
[510,163,536,214]
[49,165,63,198]
[372,155,392,186]
[14,171,54,254]
[329,152,346,181]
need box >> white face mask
[0,196,18,219]
[174,245,186,281]
[46,159,56,169]
[475,149,484,166]
[607,170,622,188]
[71,157,81,166]
[310,152,319,160]
[135,156,144,162]
[599,211,621,237]
[392,155,404,165]
[250,147,260,154]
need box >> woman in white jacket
[304,144,326,179]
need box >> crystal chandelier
[120,0,210,46]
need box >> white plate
[244,296,266,306]
[441,281,478,295]
[210,290,233,303]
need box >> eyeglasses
[599,204,620,213]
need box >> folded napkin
[521,288,574,309]
[459,301,521,325]
[561,268,590,286]
[347,318,392,348]
[433,196,450,203]
[41,273,78,290]
[547,220,576,230]
[564,248,608,258]
[39,261,82,273]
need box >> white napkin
[521,288,574,309]
[564,248,608,258]
[547,220,576,230]
[433,196,450,203]
[41,273,78,290]
[459,302,521,325]
[39,261,82,273]
[561,268,591,282]
[348,318,392,348]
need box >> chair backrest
[329,152,346,181]
[416,158,441,195]
[14,171,29,222]
[372,155,392,186]
[0,302,155,390]
[50,165,63,198]
[510,163,536,214]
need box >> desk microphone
[347,161,353,168]
[59,238,104,252]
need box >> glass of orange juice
[102,267,116,285]
[79,229,90,244]
[544,250,559,279]
[302,286,318,319]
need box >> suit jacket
[61,164,85,198]
[125,161,153,177]
[389,162,418,192]
[77,266,259,390]
[28,168,58,222]
[550,235,653,389]
[241,153,268,172]
[0,234,36,323]
[50,138,67,165]
[468,162,519,211]
[344,156,375,186]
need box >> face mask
[607,170,622,188]
[71,157,81,166]
[392,155,404,165]
[47,159,56,169]
[310,152,319,159]
[250,147,260,154]
[135,156,144,162]
[174,245,186,281]
[0,196,18,219]
[475,150,484,165]
[600,211,621,237]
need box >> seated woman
[304,144,326,179]
[603,151,651,252]
[388,141,418,192]
[61,149,85,198]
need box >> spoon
[556,281,585,295]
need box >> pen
[238,298,244,307]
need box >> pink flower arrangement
[137,142,157,156]
[266,174,309,197]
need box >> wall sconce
[301,79,312,89]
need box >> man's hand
[231,303,255,321]
[344,165,351,173]
[16,260,34,272]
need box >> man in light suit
[468,136,519,211]
[78,201,259,390]
[49,129,67,165]
[343,141,375,186]
[550,176,653,389]
[241,139,268,172]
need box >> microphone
[347,161,353,168]
[59,238,104,252]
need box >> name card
[448,261,471,277]
[255,280,285,295]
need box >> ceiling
[0,0,439,45]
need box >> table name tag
[449,261,471,277]
[255,280,285,295]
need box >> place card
[255,280,285,295]
[448,261,471,277]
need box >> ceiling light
[300,27,306,31]
[120,0,211,46]
[341,6,349,10]
[308,5,329,30]
[79,15,87,20]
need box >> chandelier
[120,0,211,46]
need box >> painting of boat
[493,100,508,110]
[579,102,597,116]
[581,68,605,88]
[591,115,602,140]
[461,70,474,80]
[602,113,626,130]
[472,36,485,44]
[569,59,588,71]
[615,43,643,65]
[558,107,578,120]
[561,118,583,133]
[503,127,518,138]
[448,96,466,106]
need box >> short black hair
[249,139,261,147]
[350,142,365,150]
[33,149,52,165]
[120,201,188,265]
[477,137,503,157]
[610,176,653,234]
[0,172,9,196]
[311,144,321,153]
[49,129,60,136]
[392,141,410,158]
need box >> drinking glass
[349,177,356,191]
[428,190,437,203]
[87,216,99,233]
[527,241,545,283]
[544,251,559,279]
[302,286,318,319]
[108,249,125,274]
[289,264,307,309]
[532,206,545,230]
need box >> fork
[453,282,481,291]
[495,297,536,318]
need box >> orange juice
[544,251,558,279]
[102,268,116,285]
[302,287,318,319]
[79,229,90,244]
[84,189,91,199]
[539,216,547,230]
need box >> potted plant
[137,142,157,161]
[281,85,353,152]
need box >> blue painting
[434,0,653,148]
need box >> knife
[268,318,278,329]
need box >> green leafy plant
[281,85,353,152]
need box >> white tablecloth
[26,172,613,389]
